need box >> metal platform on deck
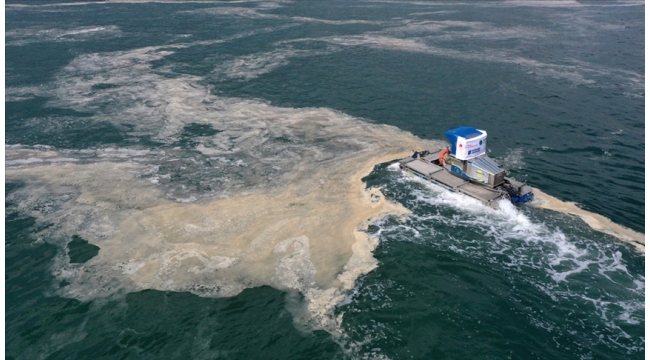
[429,169,467,188]
[404,159,443,177]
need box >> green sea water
[5,1,644,359]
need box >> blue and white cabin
[444,126,487,161]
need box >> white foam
[212,47,329,81]
[6,25,122,46]
[374,169,645,345]
[291,16,381,25]
[6,0,272,8]
[388,19,546,41]
[97,148,152,158]
[58,27,110,36]
[410,11,458,16]
[386,162,401,171]
[180,6,281,19]
[363,0,642,8]
[5,157,44,165]
[47,157,79,163]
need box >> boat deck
[400,155,503,208]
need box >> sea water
[5,1,644,359]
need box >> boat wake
[364,168,645,353]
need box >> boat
[399,126,534,208]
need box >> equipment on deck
[400,127,534,208]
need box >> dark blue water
[5,1,644,359]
